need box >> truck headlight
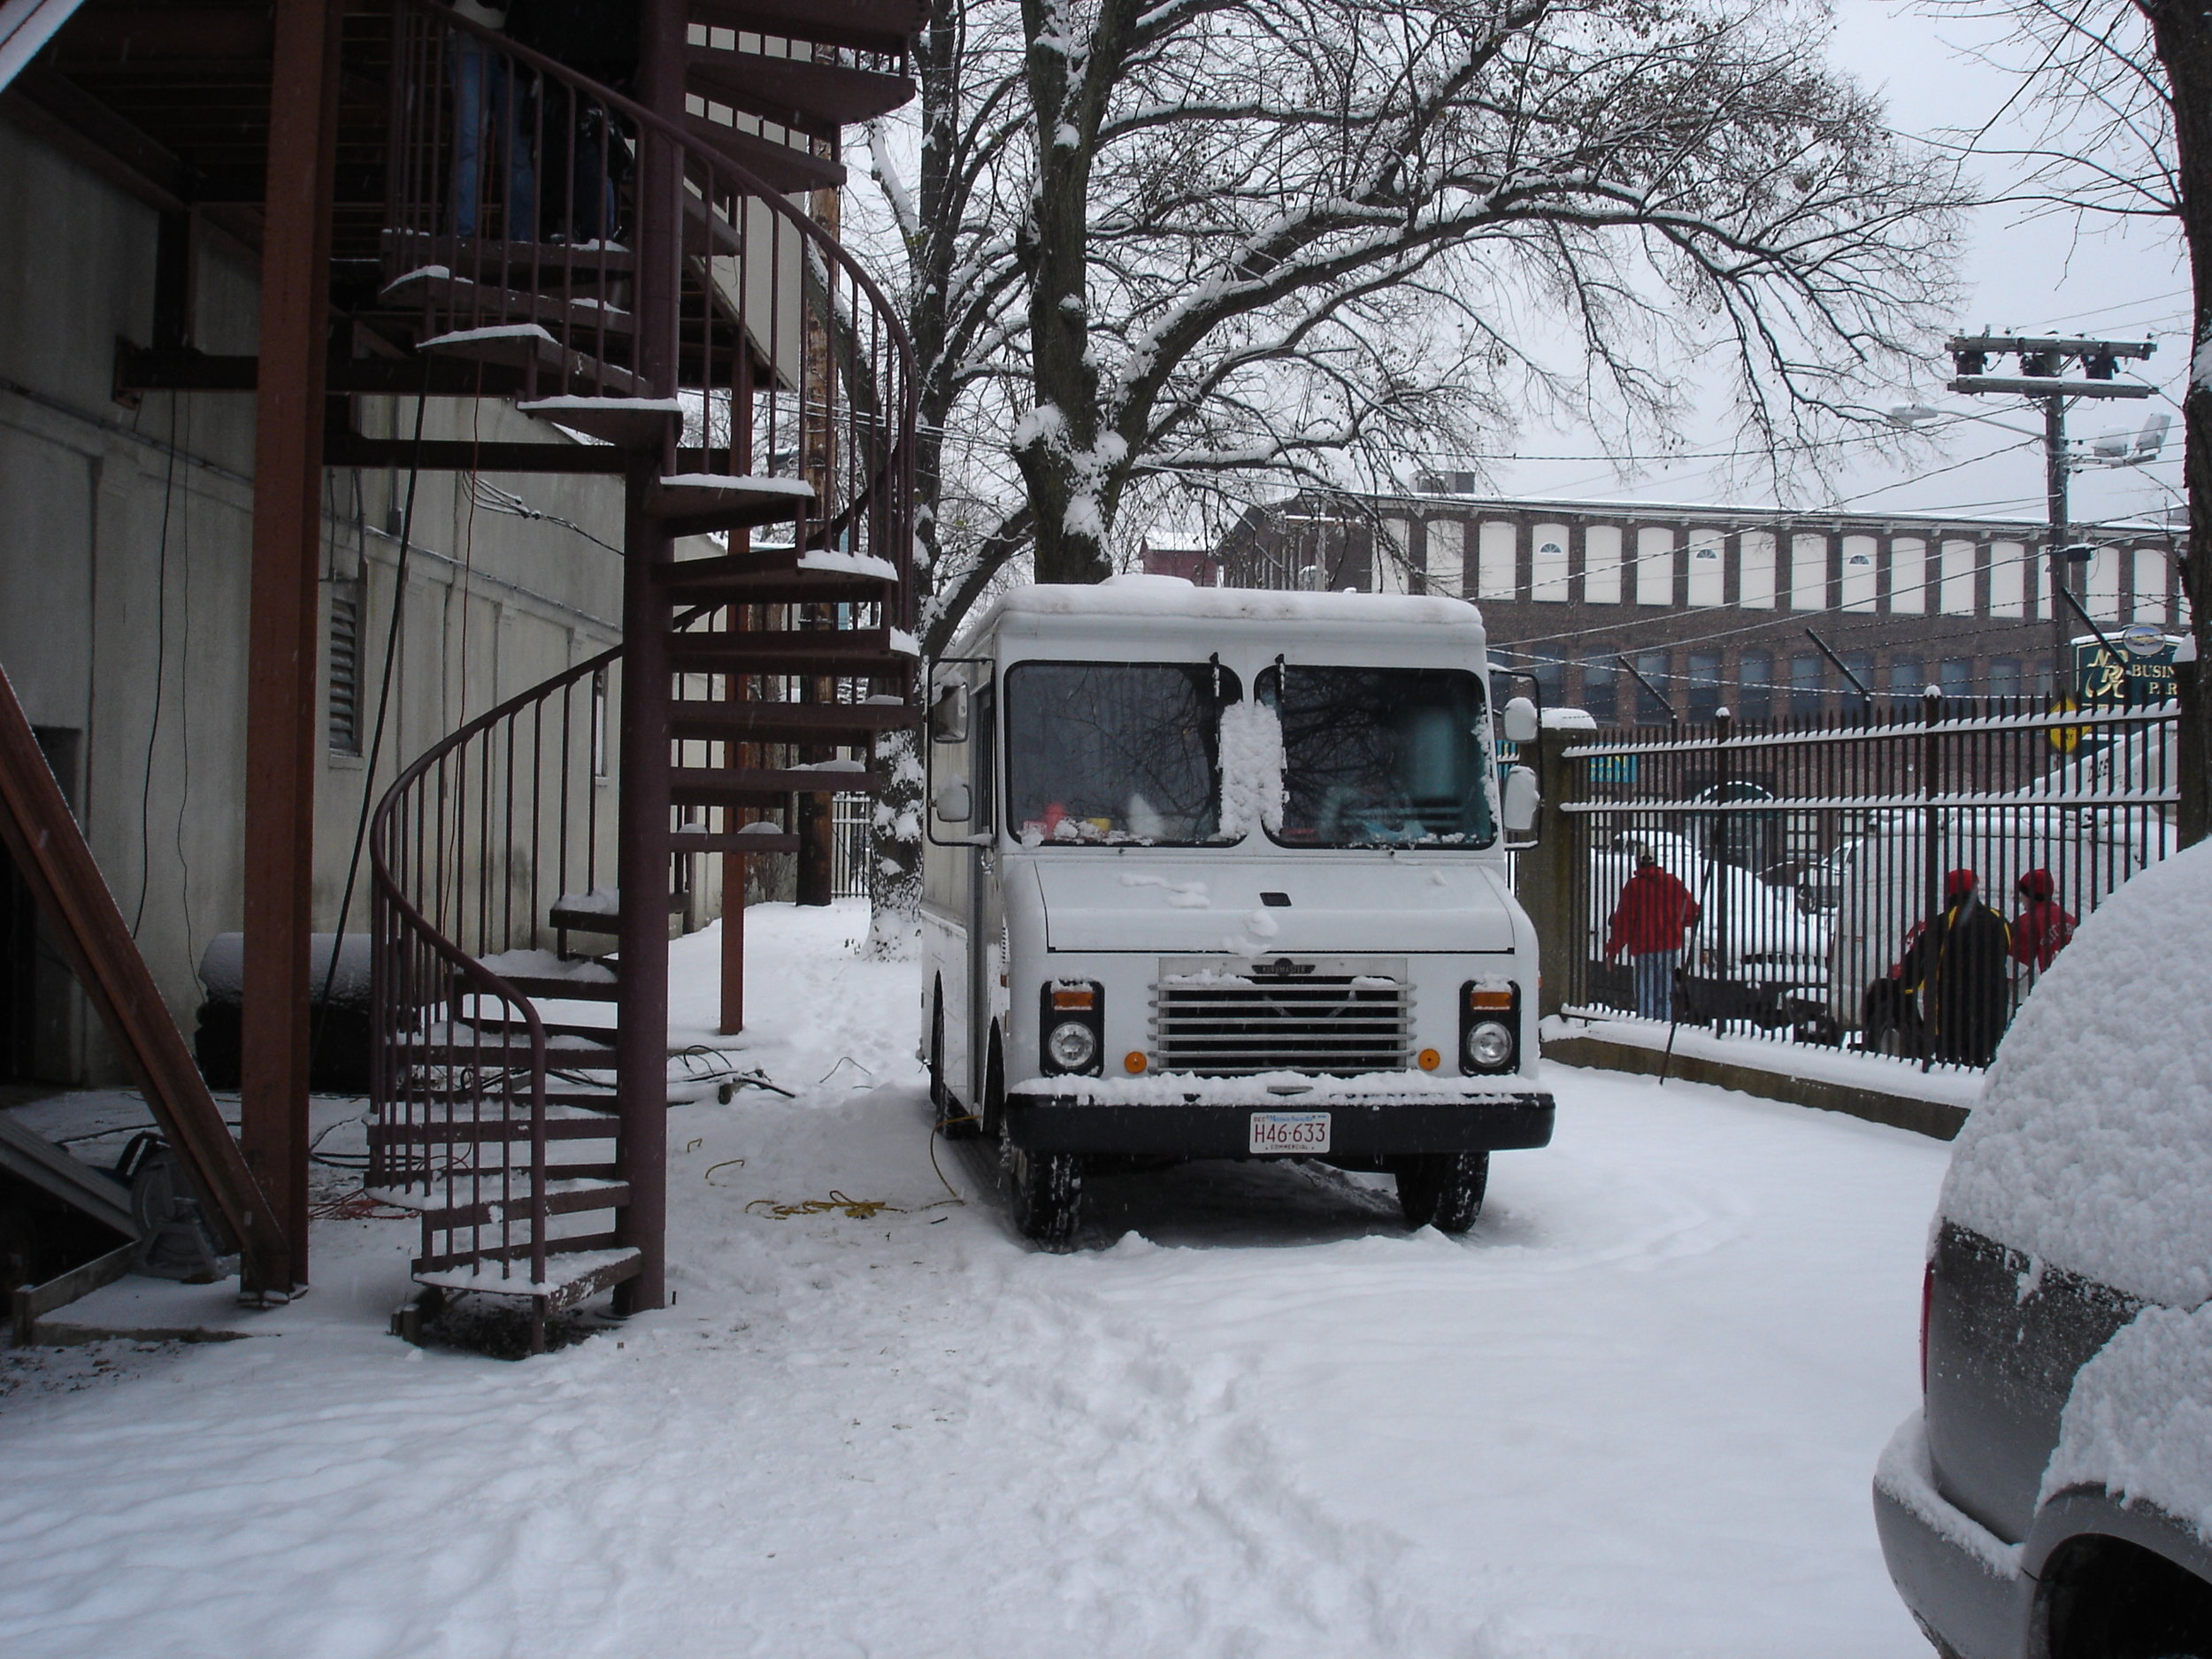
[1460,982,1521,1075]
[1465,1021,1513,1069]
[1040,981,1103,1076]
[1048,1020,1098,1071]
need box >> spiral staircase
[7,0,921,1336]
[347,0,922,1341]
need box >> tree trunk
[2146,0,2212,847]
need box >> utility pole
[1946,333,2156,688]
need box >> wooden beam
[240,0,342,1296]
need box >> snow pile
[2041,1301,2212,1540]
[1940,839,2212,1306]
[1214,695,1283,840]
[0,902,1947,1658]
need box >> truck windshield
[1259,665,1494,848]
[1005,661,1240,845]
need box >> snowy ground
[0,902,1948,1657]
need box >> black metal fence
[1548,692,2177,1071]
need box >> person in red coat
[1605,851,1702,1020]
[2008,868,2076,975]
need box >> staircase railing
[384,0,916,612]
[367,643,623,1294]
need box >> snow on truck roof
[974,574,1486,636]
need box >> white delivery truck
[918,574,1555,1244]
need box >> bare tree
[854,0,1967,934]
[1914,0,2207,843]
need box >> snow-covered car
[919,576,1555,1244]
[1871,839,2212,1658]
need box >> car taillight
[1919,1260,1933,1395]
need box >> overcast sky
[1485,0,2189,529]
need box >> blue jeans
[1631,949,1679,1021]
[451,36,535,240]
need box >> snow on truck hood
[1023,856,1520,954]
[1940,836,2212,1308]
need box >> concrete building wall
[0,116,664,1085]
[1222,488,2188,724]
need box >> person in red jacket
[1605,851,1702,1020]
[2009,868,2076,975]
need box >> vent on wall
[327,582,362,756]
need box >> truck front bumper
[1003,1080,1555,1157]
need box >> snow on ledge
[798,548,898,580]
[1541,1013,1985,1110]
[658,472,816,496]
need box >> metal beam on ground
[0,662,289,1285]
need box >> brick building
[1216,491,2189,722]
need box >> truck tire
[930,988,979,1140]
[1008,1143,1082,1246]
[1397,1152,1488,1233]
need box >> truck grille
[1151,959,1411,1076]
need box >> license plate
[1249,1110,1331,1154]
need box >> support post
[1524,731,1583,1020]
[240,0,342,1294]
[612,0,687,1314]
[2045,393,2072,673]
[615,459,672,1312]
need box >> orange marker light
[1124,1051,1148,1074]
[1052,987,1096,1010]
[1469,988,1515,1010]
[1417,1048,1441,1071]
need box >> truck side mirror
[933,779,972,824]
[928,682,969,744]
[1502,696,1539,746]
[1501,764,1540,837]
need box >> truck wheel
[980,1025,1006,1141]
[1008,1143,1082,1247]
[1397,1153,1488,1233]
[930,990,979,1140]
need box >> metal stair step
[380,266,637,335]
[518,395,682,449]
[415,1242,642,1313]
[548,893,686,934]
[667,698,918,743]
[495,974,622,1002]
[418,1178,634,1233]
[669,827,803,854]
[669,764,882,803]
[689,0,927,54]
[643,473,815,535]
[381,229,637,276]
[395,1037,619,1065]
[417,323,646,398]
[685,46,913,139]
[667,625,918,675]
[452,1010,618,1043]
[684,111,847,192]
[657,565,901,604]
